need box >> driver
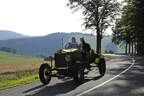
[65,37,79,49]
[79,38,91,53]
[80,38,92,70]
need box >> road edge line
[77,58,135,96]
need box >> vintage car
[39,48,106,85]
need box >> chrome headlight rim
[65,55,71,62]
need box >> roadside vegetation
[0,47,17,54]
[0,51,46,90]
[112,0,144,56]
[103,50,114,54]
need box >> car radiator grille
[55,54,67,68]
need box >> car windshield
[65,42,80,49]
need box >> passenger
[65,37,79,49]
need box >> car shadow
[23,84,45,93]
[85,75,103,81]
[23,75,102,96]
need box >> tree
[67,0,120,54]
[133,0,144,55]
[0,47,17,54]
[113,0,144,55]
[112,1,137,55]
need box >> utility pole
[62,38,64,49]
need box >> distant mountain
[0,30,29,40]
[0,32,124,56]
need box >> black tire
[98,59,106,76]
[73,64,84,85]
[39,63,51,85]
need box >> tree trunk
[135,42,137,54]
[96,29,101,54]
[128,34,131,54]
[125,42,128,54]
[96,5,101,54]
[99,35,102,54]
[132,41,134,55]
[128,41,131,54]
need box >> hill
[0,33,124,56]
[0,51,42,64]
[0,30,29,40]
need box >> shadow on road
[23,75,102,96]
[24,80,77,96]
[23,85,45,93]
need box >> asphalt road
[0,54,143,96]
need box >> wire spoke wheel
[39,63,51,85]
[43,68,50,80]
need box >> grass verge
[0,70,40,90]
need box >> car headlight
[65,55,71,62]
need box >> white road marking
[77,58,135,96]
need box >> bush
[0,47,17,54]
[104,50,114,54]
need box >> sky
[0,0,121,36]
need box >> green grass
[0,51,43,63]
[0,51,43,90]
[0,71,39,90]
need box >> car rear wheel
[98,59,106,76]
[39,63,51,85]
